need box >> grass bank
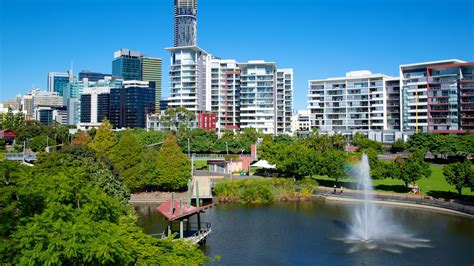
[213,178,316,204]
[315,164,474,200]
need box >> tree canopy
[443,161,474,195]
[392,151,431,185]
[88,118,116,156]
[155,132,191,191]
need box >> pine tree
[155,132,191,191]
[110,130,143,189]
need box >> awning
[250,160,276,169]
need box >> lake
[135,200,474,265]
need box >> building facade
[291,110,311,136]
[386,77,401,131]
[112,49,142,81]
[399,59,465,132]
[109,81,155,128]
[197,113,217,131]
[141,56,163,109]
[47,72,71,97]
[166,46,212,112]
[239,61,293,135]
[426,62,474,133]
[276,69,293,134]
[79,70,112,82]
[308,70,394,132]
[174,0,198,47]
[80,86,111,128]
[210,59,241,133]
[35,106,68,125]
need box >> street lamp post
[187,138,190,157]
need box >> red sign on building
[197,113,217,131]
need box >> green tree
[390,138,406,153]
[264,143,318,179]
[160,107,195,130]
[352,132,383,154]
[88,118,116,156]
[155,132,191,190]
[321,150,348,182]
[110,130,144,189]
[443,161,473,195]
[392,151,431,185]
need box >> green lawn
[193,160,208,170]
[314,164,474,199]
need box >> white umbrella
[250,160,276,169]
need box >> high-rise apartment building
[239,61,293,135]
[399,59,465,132]
[141,56,163,109]
[167,46,212,112]
[112,49,142,80]
[47,72,71,97]
[210,59,241,132]
[426,62,474,133]
[276,69,293,134]
[386,77,401,131]
[174,0,197,47]
[308,71,395,132]
[166,0,293,135]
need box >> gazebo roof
[156,199,215,221]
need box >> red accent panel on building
[0,129,16,139]
[197,113,217,131]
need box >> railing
[315,187,474,216]
[188,154,225,160]
[5,152,37,161]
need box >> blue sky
[1,0,473,110]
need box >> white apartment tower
[210,59,241,133]
[308,70,398,132]
[276,69,293,134]
[239,61,293,135]
[166,46,212,112]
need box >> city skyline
[1,0,473,110]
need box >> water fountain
[342,154,431,253]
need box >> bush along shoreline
[213,178,316,204]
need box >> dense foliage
[407,133,474,156]
[260,133,348,181]
[351,132,384,154]
[0,150,207,265]
[213,178,316,203]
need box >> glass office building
[47,72,70,97]
[109,81,155,128]
[112,49,142,80]
[79,70,112,82]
